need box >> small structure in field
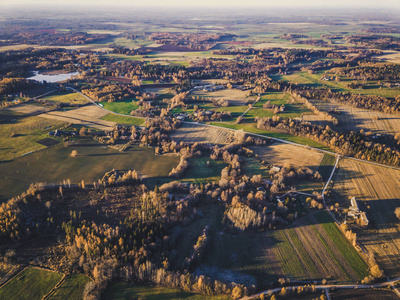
[347,197,369,227]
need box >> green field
[318,154,337,181]
[102,282,230,300]
[203,211,368,288]
[314,212,369,279]
[101,114,145,126]
[0,268,63,300]
[275,71,400,98]
[0,138,179,201]
[216,105,249,121]
[99,100,139,115]
[145,155,226,188]
[49,274,90,300]
[42,92,88,105]
[0,114,64,161]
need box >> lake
[27,71,79,83]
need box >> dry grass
[40,105,115,130]
[375,50,400,64]
[250,142,324,169]
[42,92,88,105]
[170,123,234,145]
[191,89,257,105]
[332,158,400,277]
[307,99,400,136]
[6,104,48,115]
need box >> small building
[271,166,281,172]
[347,197,368,227]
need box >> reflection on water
[27,71,79,83]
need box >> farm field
[170,123,235,145]
[105,51,234,66]
[40,105,116,130]
[145,155,226,189]
[0,267,63,300]
[101,113,145,125]
[203,211,368,288]
[250,142,324,170]
[0,113,64,161]
[275,71,400,98]
[331,158,400,277]
[330,289,399,300]
[6,103,49,115]
[306,98,400,135]
[42,91,88,105]
[374,50,400,64]
[249,92,313,120]
[102,282,230,300]
[99,100,139,115]
[210,121,332,152]
[49,274,90,300]
[0,138,179,201]
[190,88,257,106]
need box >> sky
[2,0,400,8]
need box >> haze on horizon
[2,0,400,9]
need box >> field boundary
[0,265,27,290]
[66,86,400,172]
[42,273,68,300]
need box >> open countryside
[0,2,400,300]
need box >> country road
[66,86,400,172]
[50,88,400,299]
[242,275,400,299]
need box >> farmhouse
[347,197,369,227]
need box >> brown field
[170,123,234,145]
[250,142,324,169]
[190,89,257,106]
[331,158,400,277]
[6,104,48,115]
[375,50,400,64]
[308,99,400,135]
[40,105,116,130]
[330,289,399,300]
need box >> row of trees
[256,116,400,166]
